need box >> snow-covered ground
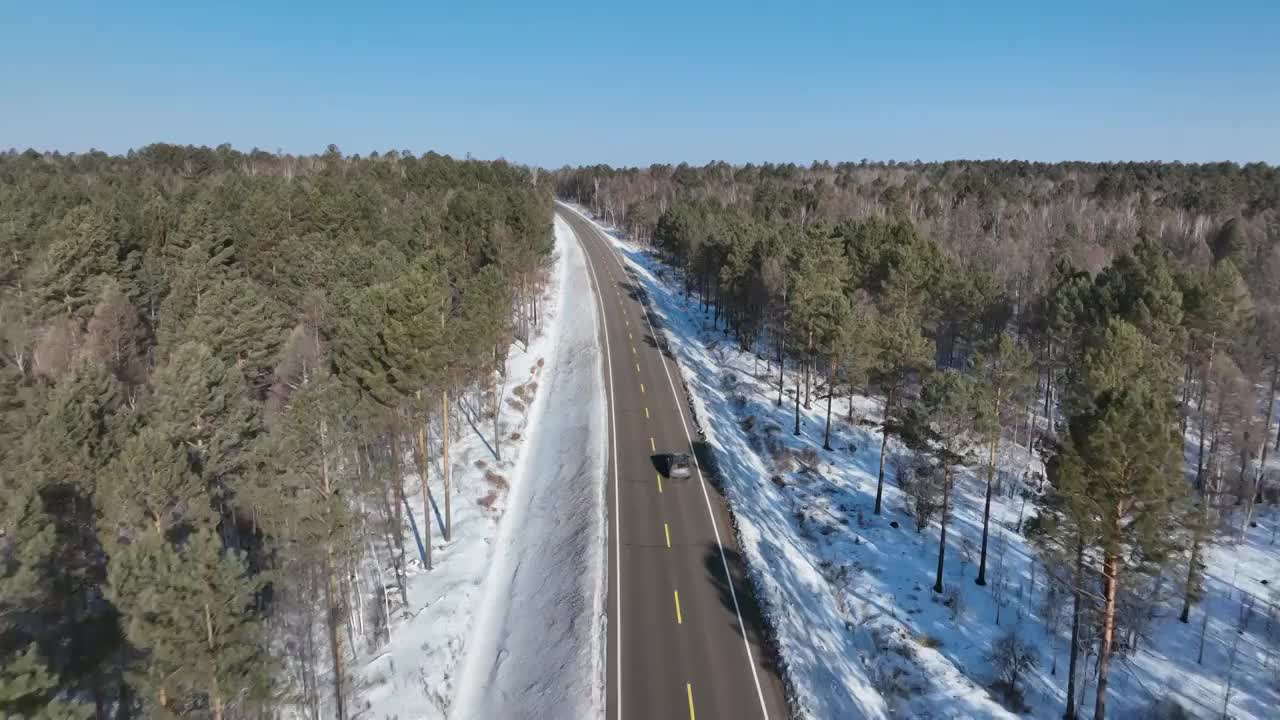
[451,215,608,719]
[566,204,1280,719]
[358,215,607,720]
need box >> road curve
[558,204,789,720]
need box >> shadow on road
[702,542,783,679]
[649,452,676,477]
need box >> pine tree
[1092,239,1185,346]
[384,256,451,556]
[30,361,129,495]
[1183,261,1253,490]
[869,305,932,515]
[786,228,850,440]
[457,266,512,460]
[826,297,873,451]
[98,426,208,546]
[156,200,240,349]
[85,279,147,386]
[256,373,354,719]
[26,361,129,715]
[162,199,237,275]
[1031,260,1091,437]
[1177,493,1214,624]
[909,369,989,593]
[0,484,85,719]
[1054,319,1183,720]
[148,342,259,509]
[974,335,1034,586]
[107,530,268,719]
[34,204,124,321]
[0,646,86,719]
[176,275,287,396]
[331,282,402,406]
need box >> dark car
[668,452,692,479]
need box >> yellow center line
[664,523,671,548]
[673,590,683,624]
[628,332,633,340]
[644,407,650,419]
[650,437,656,452]
[640,383,645,394]
[657,474,663,493]
[636,362,641,373]
[687,684,696,720]
[632,346,637,354]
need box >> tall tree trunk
[114,682,130,720]
[1195,342,1216,491]
[874,386,893,515]
[793,371,801,436]
[388,429,415,591]
[1094,542,1121,720]
[803,335,812,410]
[1262,360,1278,469]
[823,359,836,451]
[1043,340,1053,434]
[934,468,951,594]
[713,276,720,328]
[323,550,346,720]
[205,602,224,720]
[366,440,404,607]
[493,359,503,462]
[1180,362,1194,436]
[442,389,451,543]
[321,417,347,720]
[1180,519,1203,623]
[977,387,1003,586]
[1237,446,1249,508]
[1275,382,1280,452]
[1064,540,1084,720]
[414,398,432,571]
[777,335,785,407]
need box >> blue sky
[3,1,1277,165]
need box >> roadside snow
[450,214,608,720]
[358,215,607,720]
[563,204,1280,720]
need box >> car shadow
[650,453,674,476]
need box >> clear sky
[3,1,1277,166]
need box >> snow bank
[450,214,608,720]
[563,204,1280,720]
[359,215,607,720]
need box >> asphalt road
[557,205,789,720]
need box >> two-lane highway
[558,205,788,720]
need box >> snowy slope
[358,215,607,720]
[451,215,608,720]
[565,204,1280,720]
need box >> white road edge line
[561,202,771,720]
[571,210,623,720]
